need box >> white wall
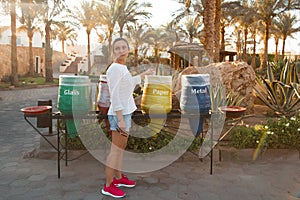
[0,27,44,47]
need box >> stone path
[0,86,300,200]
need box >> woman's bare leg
[105,130,128,186]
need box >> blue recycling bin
[180,74,211,137]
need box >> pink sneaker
[101,182,126,198]
[113,174,136,188]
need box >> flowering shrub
[263,112,300,149]
[230,112,300,149]
[229,125,264,148]
[60,113,300,151]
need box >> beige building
[0,26,65,79]
[0,44,65,79]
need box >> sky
[61,0,181,49]
[0,0,299,54]
[58,0,183,53]
[66,0,300,55]
[144,0,181,28]
[64,0,181,28]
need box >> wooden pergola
[168,42,205,70]
[168,42,237,70]
[220,50,237,62]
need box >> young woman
[101,37,154,198]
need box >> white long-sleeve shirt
[106,63,141,115]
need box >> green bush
[60,119,202,153]
[126,130,202,153]
[62,113,300,152]
[1,74,11,83]
[263,113,300,149]
[247,55,261,69]
[60,134,86,150]
[230,125,264,149]
[230,113,300,149]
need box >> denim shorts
[108,113,132,132]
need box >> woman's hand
[116,110,126,132]
[118,120,126,131]
[117,120,128,137]
[140,68,156,79]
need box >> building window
[17,37,21,46]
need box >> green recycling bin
[57,75,91,138]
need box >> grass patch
[19,77,59,86]
[0,82,10,89]
[0,76,59,89]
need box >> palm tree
[144,27,175,71]
[248,19,263,69]
[19,1,43,76]
[170,16,202,66]
[176,16,202,43]
[96,0,119,64]
[52,22,78,54]
[273,12,300,60]
[270,19,282,62]
[214,0,221,62]
[203,0,215,60]
[232,1,257,62]
[126,22,150,72]
[165,22,183,43]
[219,1,245,62]
[73,0,98,74]
[39,0,69,82]
[0,0,18,86]
[174,0,222,62]
[116,0,151,38]
[10,0,18,86]
[171,0,203,26]
[254,0,299,70]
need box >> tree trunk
[274,38,279,62]
[108,32,113,65]
[251,31,257,69]
[119,25,124,38]
[10,0,18,86]
[29,34,34,76]
[87,29,91,74]
[236,30,242,60]
[214,0,221,62]
[281,37,286,60]
[243,28,248,62]
[260,20,270,71]
[45,22,53,82]
[154,46,159,73]
[203,0,215,61]
[62,40,65,54]
[134,48,138,72]
[220,25,225,51]
[220,25,225,62]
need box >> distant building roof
[169,42,204,53]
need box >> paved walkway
[0,86,300,200]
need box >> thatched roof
[169,42,204,53]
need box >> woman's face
[113,40,129,64]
